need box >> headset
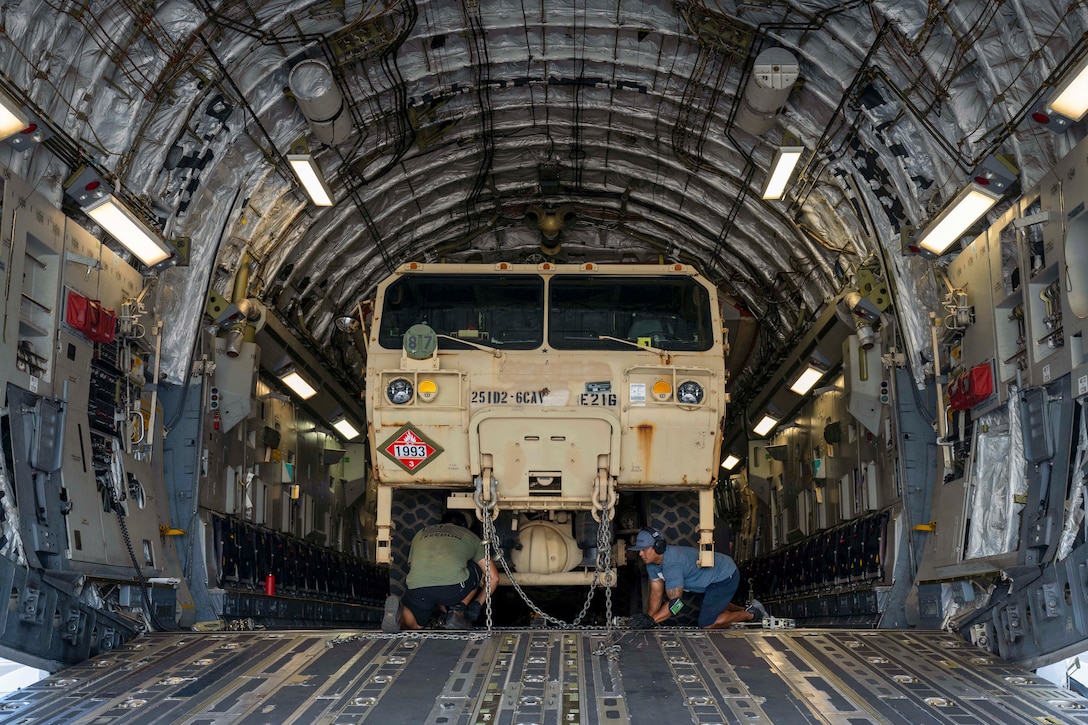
[641,527,667,555]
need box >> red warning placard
[380,424,444,474]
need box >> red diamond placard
[380,423,444,475]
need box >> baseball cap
[627,529,659,551]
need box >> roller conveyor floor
[2,627,1086,724]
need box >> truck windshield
[378,274,545,350]
[548,275,713,351]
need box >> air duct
[734,48,799,136]
[224,325,246,358]
[289,59,352,145]
[214,288,266,358]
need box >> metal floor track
[2,628,1086,724]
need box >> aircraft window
[378,274,545,351]
[548,275,713,351]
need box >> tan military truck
[365,263,727,601]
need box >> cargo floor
[2,628,1086,724]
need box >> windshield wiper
[437,333,503,358]
[598,335,671,364]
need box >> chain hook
[590,472,616,523]
[473,475,499,520]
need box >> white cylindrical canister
[734,48,799,136]
[289,59,352,145]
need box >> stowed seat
[628,318,667,341]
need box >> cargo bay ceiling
[0,0,1086,415]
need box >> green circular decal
[403,323,438,359]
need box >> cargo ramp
[1,627,1085,724]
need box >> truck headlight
[676,381,704,405]
[386,378,414,404]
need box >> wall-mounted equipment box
[1026,167,1069,385]
[947,220,1000,415]
[991,199,1031,395]
[1057,134,1088,386]
[0,171,65,392]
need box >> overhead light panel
[761,144,804,200]
[753,414,779,437]
[279,367,318,400]
[84,194,172,266]
[915,183,1001,256]
[1047,55,1088,121]
[0,90,28,140]
[972,154,1018,193]
[287,154,333,206]
[332,417,360,440]
[722,454,741,470]
[789,365,826,395]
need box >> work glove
[628,612,656,629]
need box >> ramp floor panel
[1,628,1086,724]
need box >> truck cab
[366,262,728,589]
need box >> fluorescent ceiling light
[279,368,318,400]
[287,154,334,206]
[753,414,779,437]
[84,194,172,266]
[916,183,1001,256]
[761,145,803,200]
[789,365,825,395]
[332,418,360,440]
[721,454,741,470]
[1048,56,1088,121]
[0,90,28,140]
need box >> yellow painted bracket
[913,521,937,532]
[160,526,186,536]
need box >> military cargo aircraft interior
[0,0,1087,722]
